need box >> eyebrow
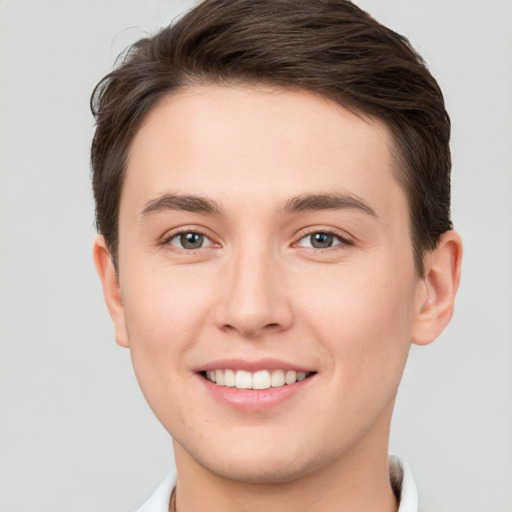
[283,193,377,217]
[141,193,222,217]
[140,191,377,219]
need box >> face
[107,85,428,483]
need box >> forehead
[122,84,406,222]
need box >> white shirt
[136,455,418,512]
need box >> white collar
[136,470,176,512]
[389,455,419,512]
[136,456,418,512]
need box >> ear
[93,235,129,348]
[411,230,463,346]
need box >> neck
[171,419,398,512]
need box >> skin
[94,85,462,512]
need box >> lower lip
[198,375,314,412]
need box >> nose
[214,246,294,338]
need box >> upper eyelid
[294,226,354,243]
[168,231,211,242]
[162,226,215,242]
[295,234,349,248]
[160,231,214,253]
[164,230,218,253]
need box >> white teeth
[215,369,225,386]
[285,370,297,385]
[224,369,236,387]
[235,370,252,389]
[271,369,285,387]
[204,368,310,389]
[253,370,271,390]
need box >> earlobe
[411,230,463,346]
[93,235,129,348]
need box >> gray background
[1,0,511,510]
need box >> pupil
[181,233,203,249]
[311,233,333,248]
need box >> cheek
[119,270,212,432]
[297,265,417,433]
[296,262,417,375]
[119,267,213,397]
[122,266,211,346]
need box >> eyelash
[161,227,354,254]
[294,228,355,251]
[162,228,217,253]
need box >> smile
[202,369,313,389]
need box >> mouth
[200,369,316,390]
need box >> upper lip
[196,358,315,373]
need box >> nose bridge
[215,236,292,336]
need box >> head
[91,0,461,489]
[91,0,452,277]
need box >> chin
[203,456,317,485]
[176,433,337,486]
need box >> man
[91,1,462,510]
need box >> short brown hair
[91,0,452,275]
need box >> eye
[167,231,212,250]
[296,231,350,249]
